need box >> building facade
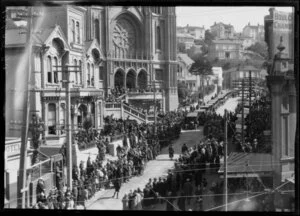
[5,6,179,143]
[264,8,294,59]
[208,39,243,61]
[242,22,265,42]
[265,9,295,209]
[177,25,205,40]
[210,22,235,39]
[177,32,195,50]
[177,53,199,92]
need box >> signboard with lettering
[273,11,293,31]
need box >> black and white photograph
[2,0,298,212]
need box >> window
[225,52,230,59]
[99,66,104,80]
[76,21,80,44]
[34,54,41,72]
[72,19,75,43]
[74,59,78,84]
[155,69,163,80]
[78,60,82,84]
[87,63,90,86]
[48,103,56,135]
[94,19,100,43]
[60,103,65,135]
[47,56,52,83]
[91,64,95,86]
[283,116,289,156]
[156,26,161,50]
[53,57,58,83]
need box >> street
[88,129,203,210]
[216,97,240,116]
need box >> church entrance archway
[126,69,136,90]
[138,70,147,89]
[114,69,125,89]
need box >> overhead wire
[205,179,293,211]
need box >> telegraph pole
[153,82,157,136]
[249,70,252,138]
[65,64,72,190]
[54,64,80,190]
[224,109,228,211]
[17,7,33,208]
[241,79,245,147]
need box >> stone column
[288,79,296,155]
[266,75,285,189]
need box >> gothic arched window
[113,18,137,58]
[87,63,91,86]
[156,26,161,50]
[94,19,100,43]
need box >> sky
[176,7,293,32]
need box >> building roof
[6,25,70,51]
[212,39,242,44]
[177,33,195,39]
[211,22,233,28]
[177,53,194,66]
[218,152,273,176]
[39,146,63,158]
[241,65,260,71]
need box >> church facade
[5,6,178,143]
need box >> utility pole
[224,109,228,211]
[65,64,72,190]
[249,70,252,138]
[54,64,80,190]
[17,7,33,209]
[153,82,157,136]
[241,79,245,147]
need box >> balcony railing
[105,102,122,109]
[123,103,146,121]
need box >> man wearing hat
[183,178,193,205]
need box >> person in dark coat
[36,178,45,195]
[128,190,135,210]
[72,182,78,207]
[122,193,129,210]
[177,192,186,211]
[181,143,188,154]
[112,180,121,199]
[183,178,193,205]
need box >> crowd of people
[32,108,186,209]
[233,95,272,154]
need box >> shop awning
[218,152,273,178]
[39,146,63,162]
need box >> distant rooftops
[177,53,194,66]
[177,24,205,30]
[211,22,233,28]
[212,39,242,44]
[177,32,195,39]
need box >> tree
[178,42,186,53]
[246,41,268,60]
[178,82,189,102]
[189,55,213,76]
[189,55,213,101]
[204,30,215,45]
